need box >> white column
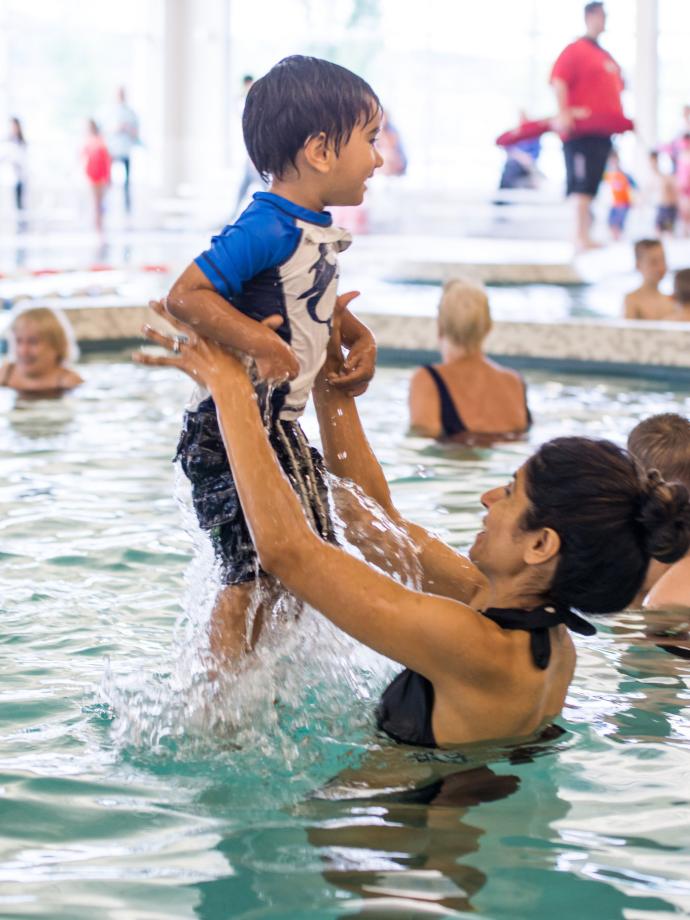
[160,0,229,198]
[635,0,659,150]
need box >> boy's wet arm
[166,265,299,380]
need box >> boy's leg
[209,577,282,664]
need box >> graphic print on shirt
[297,243,338,329]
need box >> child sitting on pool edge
[160,56,383,665]
[623,239,674,321]
[1,306,83,393]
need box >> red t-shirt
[551,37,625,138]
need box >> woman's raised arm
[135,308,493,678]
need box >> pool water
[2,357,690,919]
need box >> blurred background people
[648,150,678,237]
[624,239,674,320]
[550,1,625,250]
[675,135,690,236]
[498,112,542,191]
[82,119,111,233]
[3,117,28,229]
[233,74,264,216]
[408,279,531,439]
[107,86,140,215]
[377,111,407,177]
[604,149,636,241]
[1,306,83,393]
[670,268,690,321]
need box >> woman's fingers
[132,350,180,368]
[140,324,176,349]
[147,299,195,340]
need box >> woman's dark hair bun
[637,469,690,564]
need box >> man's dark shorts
[175,395,335,584]
[563,135,612,197]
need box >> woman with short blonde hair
[409,279,530,439]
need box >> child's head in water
[242,55,383,207]
[634,238,667,286]
[7,307,80,387]
[628,413,690,490]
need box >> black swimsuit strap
[423,364,466,436]
[481,605,596,670]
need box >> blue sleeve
[194,203,299,300]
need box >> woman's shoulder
[644,555,690,610]
[58,367,84,389]
[482,357,525,386]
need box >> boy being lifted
[165,56,383,662]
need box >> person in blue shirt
[164,56,384,665]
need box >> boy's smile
[327,109,384,206]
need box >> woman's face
[13,320,60,378]
[469,465,533,576]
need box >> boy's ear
[303,132,333,174]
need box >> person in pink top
[675,135,690,237]
[82,118,111,233]
[550,2,625,250]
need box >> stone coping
[3,302,690,377]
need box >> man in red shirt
[551,2,625,250]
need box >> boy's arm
[167,263,299,381]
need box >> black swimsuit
[375,605,596,748]
[423,364,532,438]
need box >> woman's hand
[133,299,248,390]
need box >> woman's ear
[302,132,332,174]
[524,527,560,566]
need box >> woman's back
[409,354,530,439]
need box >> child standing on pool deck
[164,56,383,664]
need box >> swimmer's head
[517,437,690,613]
[437,280,492,354]
[634,238,666,283]
[243,55,382,188]
[673,268,690,305]
[628,414,690,492]
[8,307,78,377]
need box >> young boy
[623,239,674,320]
[166,56,384,662]
[670,268,690,321]
[648,150,678,236]
[604,150,635,241]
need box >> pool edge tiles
[359,312,690,378]
[5,302,690,381]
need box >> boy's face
[326,108,384,206]
[638,245,667,284]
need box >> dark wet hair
[673,268,690,305]
[521,437,690,613]
[243,55,381,181]
[629,413,690,490]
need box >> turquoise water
[2,357,690,919]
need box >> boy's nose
[374,148,384,169]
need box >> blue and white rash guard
[192,191,351,420]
